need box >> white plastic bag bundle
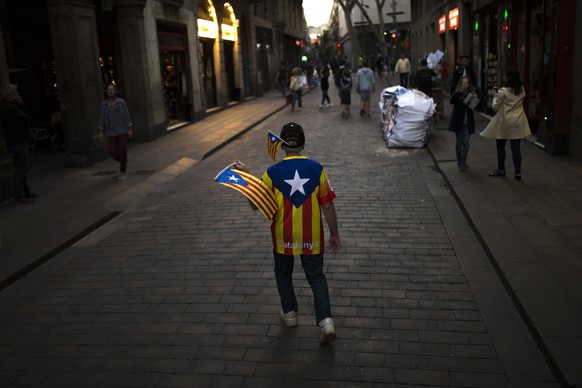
[382,89,436,148]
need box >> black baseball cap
[280,122,305,148]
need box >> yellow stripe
[311,194,321,253]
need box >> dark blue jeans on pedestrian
[399,72,409,88]
[321,89,330,105]
[278,79,287,96]
[291,89,302,110]
[8,142,31,199]
[496,139,522,174]
[455,124,471,166]
[273,251,331,325]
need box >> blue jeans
[455,124,471,165]
[273,251,331,324]
[399,72,409,88]
[496,139,522,174]
[278,79,287,96]
[8,143,31,198]
[321,89,330,105]
[291,89,302,109]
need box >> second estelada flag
[266,130,287,161]
[214,164,277,221]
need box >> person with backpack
[339,69,352,118]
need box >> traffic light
[337,43,341,48]
[391,33,396,39]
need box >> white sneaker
[319,104,323,109]
[118,172,127,181]
[318,317,336,343]
[280,310,297,327]
[326,103,333,108]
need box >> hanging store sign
[448,8,459,30]
[439,15,446,33]
[198,19,218,39]
[221,24,237,41]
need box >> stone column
[214,8,228,107]
[47,0,105,167]
[114,0,165,141]
[0,18,11,201]
[0,19,8,85]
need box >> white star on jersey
[284,169,310,196]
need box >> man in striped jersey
[235,122,340,344]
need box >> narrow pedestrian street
[0,81,561,387]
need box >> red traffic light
[336,43,341,48]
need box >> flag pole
[213,162,236,181]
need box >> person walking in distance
[448,76,477,171]
[339,68,352,118]
[234,122,340,344]
[289,67,303,112]
[450,55,477,95]
[480,68,531,181]
[319,65,332,109]
[415,59,436,97]
[394,53,411,88]
[275,61,288,96]
[98,84,133,180]
[0,84,37,204]
[355,61,375,117]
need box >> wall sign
[439,15,446,33]
[449,8,459,30]
[198,19,218,39]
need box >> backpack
[340,76,352,91]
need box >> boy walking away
[235,122,340,344]
[98,84,133,180]
[339,69,352,118]
[356,61,375,117]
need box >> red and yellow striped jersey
[262,156,336,255]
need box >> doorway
[157,25,192,127]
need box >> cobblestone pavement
[0,85,559,387]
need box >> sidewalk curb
[0,211,121,291]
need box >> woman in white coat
[480,68,531,181]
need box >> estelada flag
[214,164,277,221]
[266,130,288,161]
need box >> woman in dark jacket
[448,75,477,171]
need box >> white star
[284,170,310,196]
[228,174,241,183]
